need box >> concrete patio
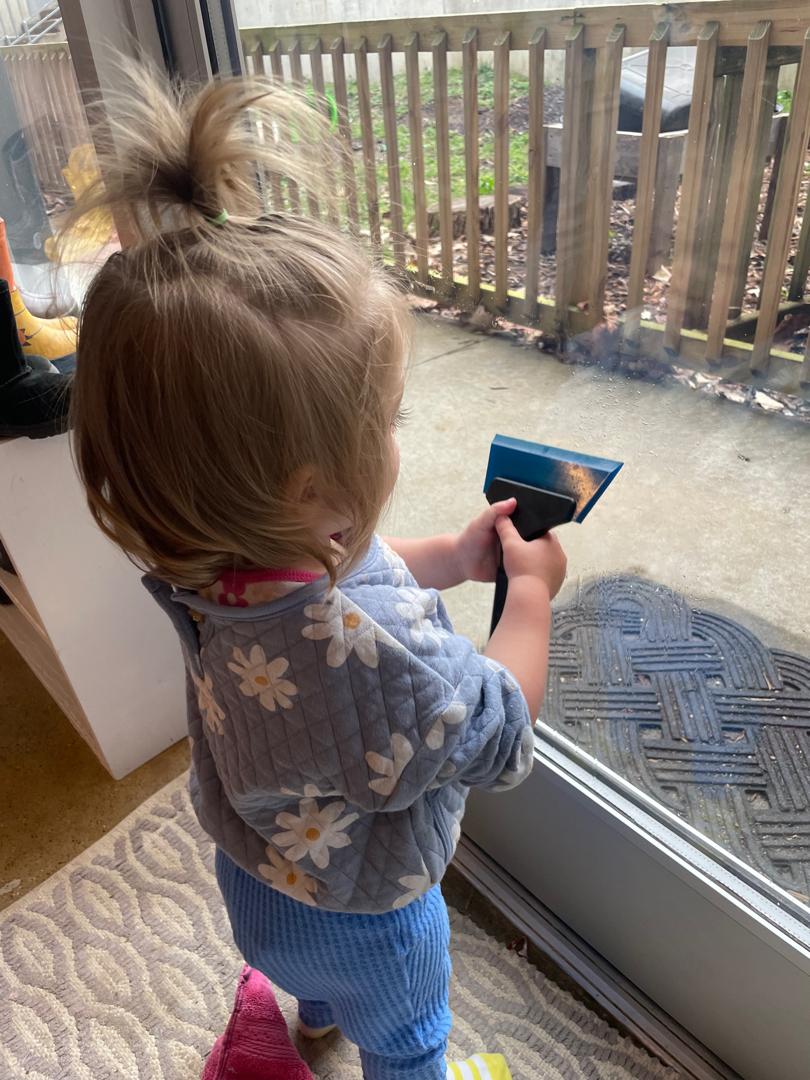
[388,316,810,658]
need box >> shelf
[0,600,106,766]
[0,566,48,642]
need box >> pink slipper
[202,965,314,1080]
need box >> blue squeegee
[484,435,623,632]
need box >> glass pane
[0,1,118,367]
[234,10,810,925]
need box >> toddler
[69,69,566,1080]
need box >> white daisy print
[227,645,298,711]
[395,588,448,648]
[379,539,408,587]
[485,656,519,693]
[366,733,414,796]
[425,700,467,750]
[280,784,337,799]
[302,592,402,669]
[191,671,225,735]
[258,847,317,906]
[273,798,358,869]
[393,865,432,909]
[429,758,458,790]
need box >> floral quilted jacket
[145,536,533,914]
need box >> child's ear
[286,465,318,504]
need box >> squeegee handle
[490,558,510,636]
[485,479,575,637]
[489,529,548,635]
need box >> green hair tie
[208,208,229,225]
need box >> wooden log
[706,22,772,360]
[354,38,381,249]
[426,193,522,238]
[665,22,720,351]
[330,37,359,231]
[432,31,454,286]
[752,30,810,371]
[462,28,481,301]
[524,28,546,320]
[586,23,626,325]
[494,31,511,308]
[557,24,596,328]
[378,34,405,267]
[405,32,429,283]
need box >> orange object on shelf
[0,218,77,361]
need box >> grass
[317,64,536,248]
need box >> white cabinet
[0,433,186,777]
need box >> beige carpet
[0,775,678,1079]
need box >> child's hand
[495,514,567,599]
[455,498,518,583]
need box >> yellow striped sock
[446,1053,511,1079]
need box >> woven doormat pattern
[0,775,675,1079]
[544,576,810,904]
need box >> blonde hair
[68,64,410,589]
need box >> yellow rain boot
[0,218,77,362]
[447,1054,512,1079]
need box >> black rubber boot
[0,278,72,439]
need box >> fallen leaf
[754,391,784,412]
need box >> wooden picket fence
[241,1,810,393]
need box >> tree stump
[426,193,522,239]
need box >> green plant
[777,88,792,114]
[479,175,495,194]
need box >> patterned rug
[0,775,676,1079]
[544,576,810,906]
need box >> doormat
[544,576,810,905]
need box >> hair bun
[60,58,339,249]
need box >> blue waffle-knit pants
[216,850,452,1080]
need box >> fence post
[355,37,381,250]
[330,37,359,232]
[586,23,626,326]
[462,28,480,304]
[684,68,742,329]
[523,28,546,321]
[626,23,669,341]
[752,29,810,372]
[378,33,405,268]
[664,21,719,352]
[405,32,429,284]
[493,31,511,309]
[706,22,772,361]
[432,31,453,289]
[557,25,596,333]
